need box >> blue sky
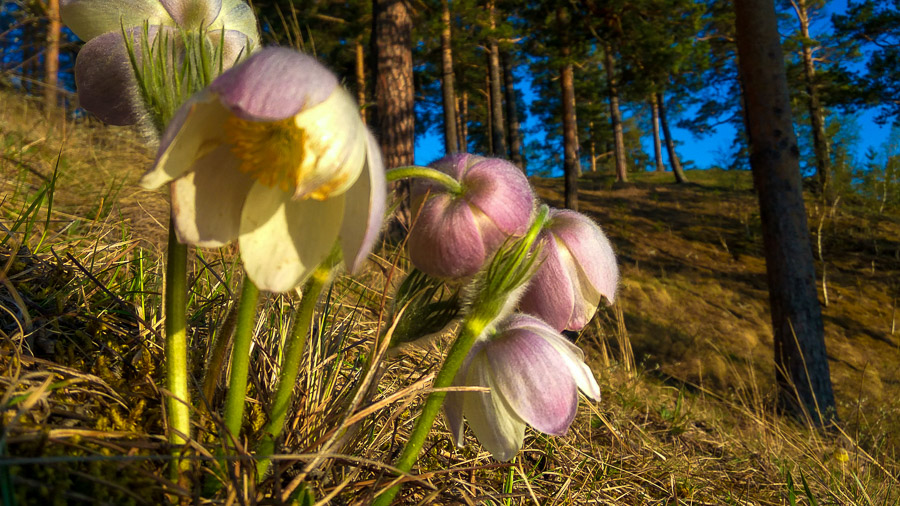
[415,0,892,173]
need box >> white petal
[292,88,367,199]
[443,340,484,448]
[340,130,386,274]
[141,92,229,189]
[238,184,344,292]
[170,145,253,247]
[210,0,259,47]
[463,352,526,461]
[61,0,173,41]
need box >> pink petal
[407,194,486,278]
[73,30,142,125]
[464,158,533,237]
[444,340,484,448]
[484,323,578,436]
[340,131,387,274]
[210,47,337,121]
[552,210,619,304]
[518,236,576,332]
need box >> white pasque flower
[61,0,259,124]
[140,47,386,292]
[444,314,601,461]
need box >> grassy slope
[2,90,899,504]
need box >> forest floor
[2,89,900,504]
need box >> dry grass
[2,89,899,504]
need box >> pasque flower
[407,154,534,279]
[61,0,259,124]
[140,47,386,292]
[444,313,601,461]
[518,208,618,331]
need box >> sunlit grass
[2,89,899,503]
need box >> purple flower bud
[519,208,618,332]
[407,154,534,279]
[444,313,601,461]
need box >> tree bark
[656,91,688,183]
[650,95,665,172]
[502,51,524,170]
[487,0,507,157]
[734,0,836,427]
[440,0,459,153]
[458,92,468,152]
[558,6,578,211]
[373,0,415,169]
[589,120,597,172]
[355,38,367,124]
[604,44,628,183]
[793,0,830,190]
[44,0,61,116]
[485,71,493,155]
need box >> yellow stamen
[224,115,308,194]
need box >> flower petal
[553,210,619,304]
[340,131,386,274]
[291,88,368,199]
[484,325,578,436]
[239,184,344,292]
[463,351,526,461]
[511,314,602,402]
[170,145,252,247]
[73,31,142,125]
[518,236,576,332]
[444,340,483,448]
[407,194,486,278]
[160,0,221,28]
[140,92,229,189]
[210,0,259,47]
[464,158,534,237]
[215,29,254,67]
[211,47,337,121]
[60,0,173,41]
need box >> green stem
[255,264,332,479]
[372,314,488,506]
[222,278,260,451]
[385,166,464,195]
[164,221,190,448]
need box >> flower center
[224,115,309,195]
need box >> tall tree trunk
[487,0,507,157]
[604,44,628,183]
[373,0,415,169]
[440,0,459,153]
[656,91,688,183]
[485,72,493,154]
[355,38,367,124]
[735,0,836,427]
[459,92,468,152]
[793,0,830,191]
[558,6,578,211]
[502,51,524,170]
[44,0,61,116]
[650,95,665,173]
[589,120,597,172]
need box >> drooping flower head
[407,154,534,279]
[444,313,601,461]
[61,0,260,124]
[518,208,618,332]
[140,47,386,292]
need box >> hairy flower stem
[373,207,550,505]
[255,263,332,479]
[386,166,464,195]
[164,222,190,454]
[222,278,260,452]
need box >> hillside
[2,90,899,504]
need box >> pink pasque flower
[444,314,601,461]
[407,154,533,279]
[518,208,618,332]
